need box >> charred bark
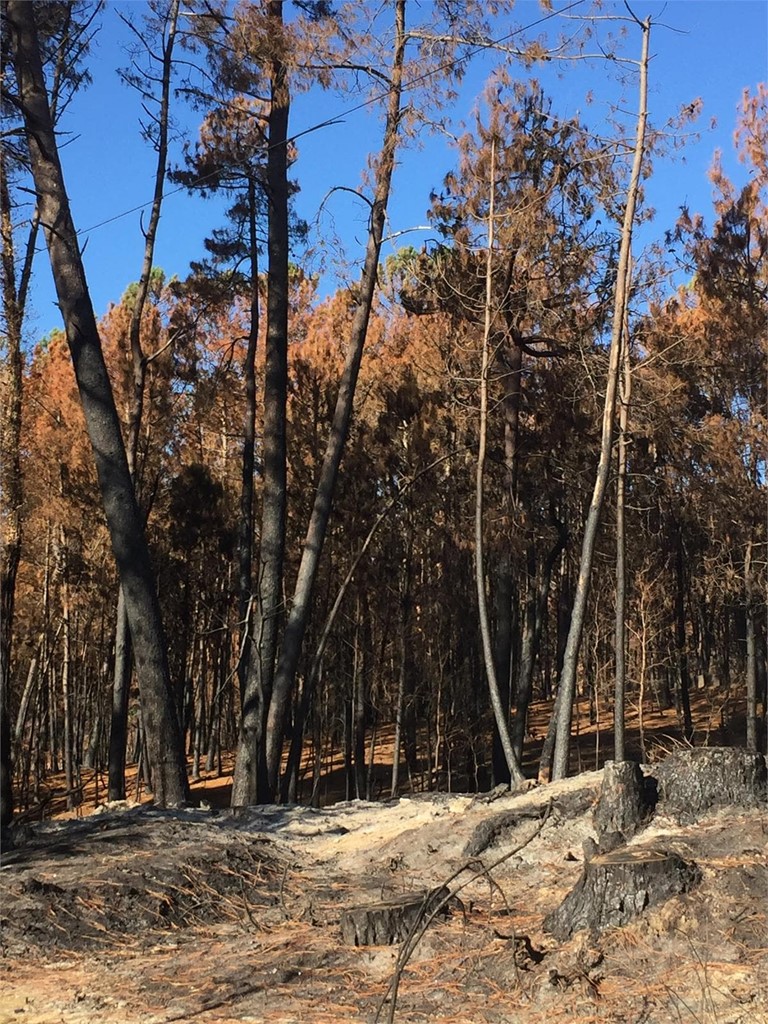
[233,0,290,807]
[7,0,188,807]
[107,0,181,803]
[265,0,408,800]
[544,847,701,940]
[654,747,767,824]
[592,760,656,845]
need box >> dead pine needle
[375,800,553,1024]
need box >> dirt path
[1,770,767,1024]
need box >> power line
[33,0,586,240]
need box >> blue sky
[22,0,768,340]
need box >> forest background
[1,0,766,826]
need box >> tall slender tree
[7,0,188,807]
[228,0,293,806]
[474,133,526,786]
[550,11,651,782]
[108,0,181,803]
[263,0,408,799]
[1,0,100,829]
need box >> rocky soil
[1,767,767,1024]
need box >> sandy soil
[1,764,766,1024]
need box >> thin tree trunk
[744,541,757,752]
[59,526,74,809]
[108,587,132,801]
[614,261,633,762]
[491,330,524,784]
[391,544,414,798]
[353,606,367,799]
[391,603,408,799]
[236,178,260,693]
[232,0,290,806]
[8,0,188,807]
[638,583,649,761]
[264,0,408,800]
[491,555,514,785]
[474,134,526,789]
[48,641,59,774]
[674,525,694,742]
[13,644,41,748]
[551,17,650,781]
[0,83,24,833]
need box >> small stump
[593,760,657,844]
[340,887,450,946]
[655,747,767,824]
[543,847,701,940]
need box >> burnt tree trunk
[266,1,408,800]
[232,0,291,808]
[551,16,651,781]
[593,760,657,846]
[673,525,694,742]
[655,747,767,824]
[8,0,188,807]
[340,888,450,946]
[544,847,701,940]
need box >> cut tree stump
[655,747,767,824]
[593,760,657,844]
[340,887,450,946]
[543,847,701,940]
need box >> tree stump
[543,847,701,940]
[593,760,657,844]
[340,887,450,946]
[655,747,767,824]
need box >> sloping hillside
[1,761,766,1024]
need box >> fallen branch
[376,800,553,1024]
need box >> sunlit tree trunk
[265,0,408,800]
[8,0,188,807]
[475,134,526,789]
[551,16,650,781]
[1,0,80,831]
[236,178,260,693]
[232,0,290,807]
[614,262,633,762]
[0,133,23,832]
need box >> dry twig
[376,799,553,1023]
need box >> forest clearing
[2,700,767,1023]
[1,739,767,1024]
[1,1,766,1020]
